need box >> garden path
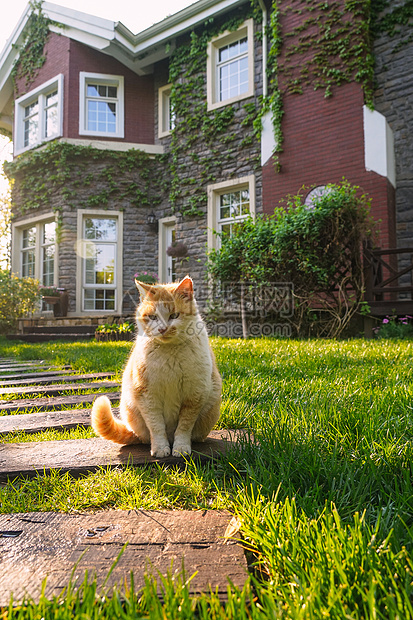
[0,358,247,603]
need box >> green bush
[0,270,41,333]
[207,180,375,338]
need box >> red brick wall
[262,1,396,250]
[67,39,154,144]
[14,33,70,98]
[262,83,395,248]
[15,32,155,145]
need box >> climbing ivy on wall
[167,1,262,218]
[4,141,166,215]
[11,0,55,89]
[271,0,374,104]
[370,0,413,50]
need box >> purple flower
[382,318,389,324]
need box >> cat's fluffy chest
[134,334,212,421]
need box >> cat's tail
[91,395,138,445]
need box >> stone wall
[10,149,168,314]
[155,13,263,307]
[373,10,413,251]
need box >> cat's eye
[169,312,180,320]
[147,315,157,321]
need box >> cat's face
[135,276,196,342]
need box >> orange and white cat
[91,276,222,457]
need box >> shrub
[207,180,375,338]
[0,270,41,333]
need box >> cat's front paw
[172,443,192,458]
[151,443,171,458]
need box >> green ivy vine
[370,0,413,50]
[11,0,57,90]
[4,141,166,215]
[271,0,374,106]
[167,1,262,218]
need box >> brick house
[0,0,410,320]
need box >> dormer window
[79,72,124,138]
[14,74,63,155]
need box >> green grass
[0,336,413,618]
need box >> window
[218,189,251,236]
[76,210,123,313]
[207,19,254,111]
[21,226,36,278]
[12,216,57,288]
[207,175,256,249]
[158,217,177,283]
[158,84,175,138]
[14,75,63,154]
[304,186,333,208]
[79,73,124,138]
[41,222,56,287]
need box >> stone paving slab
[0,381,119,397]
[0,509,247,604]
[0,372,116,388]
[0,392,120,414]
[0,431,241,481]
[0,408,97,435]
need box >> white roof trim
[0,0,248,118]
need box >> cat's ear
[175,276,193,300]
[135,280,155,299]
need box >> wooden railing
[363,244,413,315]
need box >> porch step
[6,330,96,343]
[23,326,96,335]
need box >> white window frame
[207,175,256,250]
[79,72,124,138]
[14,74,64,155]
[11,213,58,285]
[158,216,177,283]
[207,19,254,111]
[76,209,123,315]
[158,84,175,138]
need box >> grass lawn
[0,336,413,618]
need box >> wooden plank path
[0,357,247,603]
[0,510,246,605]
[0,369,74,382]
[0,380,119,397]
[0,372,116,387]
[0,391,121,414]
[0,408,97,435]
[0,430,238,481]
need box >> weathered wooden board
[0,407,100,435]
[0,391,120,414]
[0,362,46,369]
[0,369,76,382]
[0,509,246,604]
[0,431,241,481]
[0,365,70,376]
[0,372,116,388]
[0,380,119,397]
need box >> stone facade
[8,4,262,316]
[7,0,410,320]
[373,6,413,251]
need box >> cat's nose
[158,327,167,334]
